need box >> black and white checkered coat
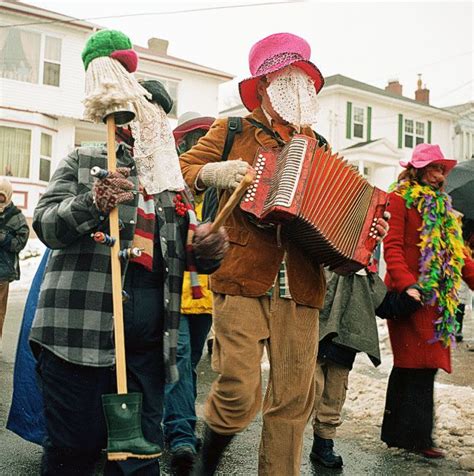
[30,145,191,383]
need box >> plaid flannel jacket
[30,145,189,383]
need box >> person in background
[0,177,29,342]
[381,143,474,458]
[310,266,386,469]
[163,111,216,475]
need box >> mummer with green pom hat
[29,25,227,476]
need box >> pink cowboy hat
[173,111,215,143]
[400,143,457,173]
[238,32,324,112]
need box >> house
[0,0,233,222]
[220,74,463,191]
[445,101,474,162]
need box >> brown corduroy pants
[0,281,9,338]
[205,293,319,476]
[312,358,350,439]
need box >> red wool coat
[383,192,474,373]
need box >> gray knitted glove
[199,160,249,190]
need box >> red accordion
[240,135,387,273]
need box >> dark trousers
[381,367,437,450]
[163,313,212,451]
[38,264,165,475]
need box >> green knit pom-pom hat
[82,30,133,71]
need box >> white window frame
[0,124,32,178]
[41,35,62,87]
[352,105,365,139]
[39,132,53,182]
[0,28,62,87]
[404,118,425,148]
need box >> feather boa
[392,180,465,346]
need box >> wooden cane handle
[106,115,128,394]
[209,173,254,234]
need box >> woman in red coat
[381,143,474,458]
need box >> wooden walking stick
[105,114,127,394]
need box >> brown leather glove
[192,223,229,260]
[92,167,134,214]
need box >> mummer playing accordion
[240,135,388,273]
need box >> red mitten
[92,167,134,214]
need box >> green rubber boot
[102,392,162,461]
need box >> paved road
[1,288,470,475]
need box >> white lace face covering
[266,66,320,127]
[130,101,185,194]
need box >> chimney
[415,74,430,105]
[147,38,169,55]
[385,78,403,96]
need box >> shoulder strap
[245,118,286,146]
[222,117,243,161]
[313,131,329,149]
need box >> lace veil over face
[130,101,185,194]
[266,66,320,127]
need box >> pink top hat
[238,32,324,112]
[400,143,457,174]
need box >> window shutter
[398,114,403,148]
[427,121,432,144]
[367,106,372,141]
[346,102,352,139]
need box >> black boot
[310,434,343,468]
[192,425,234,476]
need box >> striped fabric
[267,260,292,300]
[130,190,155,271]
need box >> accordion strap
[246,118,329,149]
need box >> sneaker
[170,446,196,476]
[310,435,343,468]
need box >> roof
[343,139,378,150]
[135,45,233,81]
[323,74,450,113]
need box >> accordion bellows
[240,135,387,273]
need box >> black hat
[140,80,173,114]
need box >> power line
[1,1,303,28]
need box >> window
[0,29,61,87]
[40,133,52,181]
[353,106,365,139]
[415,122,425,145]
[0,126,31,178]
[43,36,61,86]
[135,74,179,118]
[0,29,40,83]
[404,118,425,148]
[404,119,414,148]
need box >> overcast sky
[22,0,474,109]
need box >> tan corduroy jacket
[179,107,326,309]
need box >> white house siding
[137,57,224,126]
[1,4,232,224]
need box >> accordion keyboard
[265,137,307,210]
